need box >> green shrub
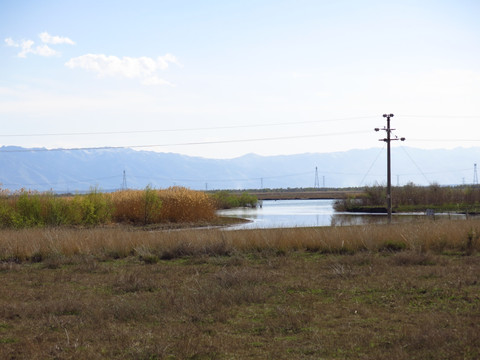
[79,188,111,225]
[16,191,43,227]
[211,191,257,209]
[0,203,17,229]
[380,241,407,252]
[42,193,70,226]
[143,185,162,225]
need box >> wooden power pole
[375,114,405,223]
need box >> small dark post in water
[375,114,405,223]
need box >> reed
[0,186,215,228]
[156,186,216,222]
[1,220,479,359]
[336,184,480,212]
[1,218,478,262]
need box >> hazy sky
[1,0,479,158]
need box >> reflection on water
[217,199,468,230]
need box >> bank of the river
[335,184,480,215]
[250,190,364,200]
[335,203,480,215]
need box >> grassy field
[0,219,479,359]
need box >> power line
[0,130,372,153]
[132,170,313,183]
[0,116,377,138]
[400,115,480,119]
[0,175,120,187]
[2,114,478,139]
[358,145,386,187]
[399,146,430,184]
[397,167,471,176]
[408,138,480,142]
[2,115,478,138]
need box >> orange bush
[109,186,215,224]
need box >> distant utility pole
[375,114,405,223]
[121,170,127,190]
[474,164,478,186]
[314,167,320,188]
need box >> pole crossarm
[374,114,405,223]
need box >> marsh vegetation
[335,184,480,214]
[0,220,479,359]
[0,185,479,358]
[0,187,216,228]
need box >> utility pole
[375,114,405,223]
[314,167,320,188]
[474,163,478,186]
[121,170,127,190]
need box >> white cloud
[39,32,75,45]
[5,37,17,47]
[15,39,35,58]
[65,54,180,85]
[35,44,59,57]
[141,76,173,86]
[5,32,74,57]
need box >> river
[217,199,466,230]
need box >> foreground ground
[0,222,479,359]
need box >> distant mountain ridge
[1,146,479,192]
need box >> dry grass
[110,187,216,224]
[0,219,479,358]
[0,218,479,262]
[0,244,478,359]
[0,186,216,228]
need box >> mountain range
[1,146,479,192]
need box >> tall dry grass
[0,186,215,228]
[1,218,478,262]
[156,186,216,222]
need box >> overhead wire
[0,175,121,187]
[399,146,431,184]
[358,144,386,187]
[397,168,471,176]
[0,116,377,138]
[408,139,480,143]
[132,170,314,183]
[2,114,479,188]
[400,115,480,119]
[2,114,478,139]
[0,130,372,152]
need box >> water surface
[217,199,466,230]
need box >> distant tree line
[335,183,480,213]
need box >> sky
[1,0,480,159]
